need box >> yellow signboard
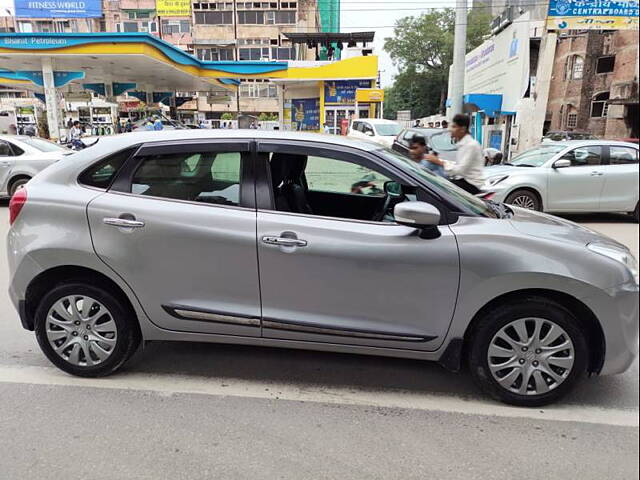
[156,0,191,16]
[546,15,638,30]
[355,88,385,103]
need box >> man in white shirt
[422,114,485,194]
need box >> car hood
[508,206,624,248]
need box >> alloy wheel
[511,195,536,210]
[487,317,575,396]
[45,295,118,367]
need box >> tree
[384,7,492,115]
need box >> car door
[599,145,639,211]
[86,140,262,336]
[546,145,606,211]
[0,140,17,192]
[254,140,460,351]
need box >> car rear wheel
[34,283,140,377]
[505,189,541,211]
[468,298,588,407]
[8,177,30,197]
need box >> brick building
[546,30,639,139]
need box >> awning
[463,94,503,117]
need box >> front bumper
[586,280,639,375]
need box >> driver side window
[306,155,389,196]
[561,146,603,167]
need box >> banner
[291,98,319,131]
[14,0,102,18]
[156,0,191,16]
[324,80,372,104]
[546,0,639,30]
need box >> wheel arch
[24,265,141,338]
[462,288,605,374]
[8,174,32,193]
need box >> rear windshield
[429,132,457,152]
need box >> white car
[0,135,71,197]
[348,119,402,147]
[484,140,639,220]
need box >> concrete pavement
[0,203,638,479]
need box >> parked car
[392,127,458,162]
[542,131,598,142]
[484,140,639,220]
[7,130,638,406]
[0,135,72,198]
[348,118,402,147]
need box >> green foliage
[258,112,278,121]
[384,7,492,116]
[220,112,234,120]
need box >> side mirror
[395,201,440,228]
[553,159,571,169]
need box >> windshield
[20,136,68,153]
[374,124,402,137]
[429,131,457,152]
[377,148,498,218]
[509,145,565,167]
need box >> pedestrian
[422,114,484,194]
[413,119,421,128]
[441,120,448,129]
[428,122,434,128]
[69,121,84,149]
[66,118,73,129]
[323,122,331,134]
[409,134,445,177]
[483,148,503,166]
[153,116,164,131]
[199,119,206,129]
[125,119,133,132]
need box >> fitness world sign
[14,0,102,18]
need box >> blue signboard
[291,98,320,131]
[324,80,372,104]
[15,0,103,18]
[548,0,639,18]
[153,92,173,104]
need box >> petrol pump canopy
[0,33,378,93]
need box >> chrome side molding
[163,305,260,327]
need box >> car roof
[70,129,385,158]
[0,134,31,142]
[546,139,639,147]
[357,118,399,125]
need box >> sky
[340,0,456,87]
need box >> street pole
[449,0,467,118]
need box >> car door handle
[261,236,307,247]
[103,217,145,228]
[590,171,604,176]
[0,161,10,167]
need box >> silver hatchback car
[484,140,639,219]
[7,130,639,406]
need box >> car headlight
[486,175,509,187]
[588,242,639,284]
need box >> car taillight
[9,188,27,226]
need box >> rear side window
[78,147,137,189]
[609,146,638,165]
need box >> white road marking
[0,364,638,427]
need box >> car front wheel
[34,283,140,377]
[505,189,541,211]
[468,298,588,407]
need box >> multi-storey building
[546,30,639,139]
[0,0,341,122]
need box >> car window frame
[0,140,18,157]
[607,145,639,165]
[560,144,605,167]
[253,139,454,225]
[108,139,255,210]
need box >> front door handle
[262,236,307,247]
[103,217,145,228]
[590,171,604,176]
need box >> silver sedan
[484,140,639,221]
[6,130,639,407]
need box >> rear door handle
[103,217,145,228]
[262,236,307,247]
[590,171,604,176]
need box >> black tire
[8,176,30,197]
[468,297,588,407]
[505,189,541,211]
[34,283,140,377]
